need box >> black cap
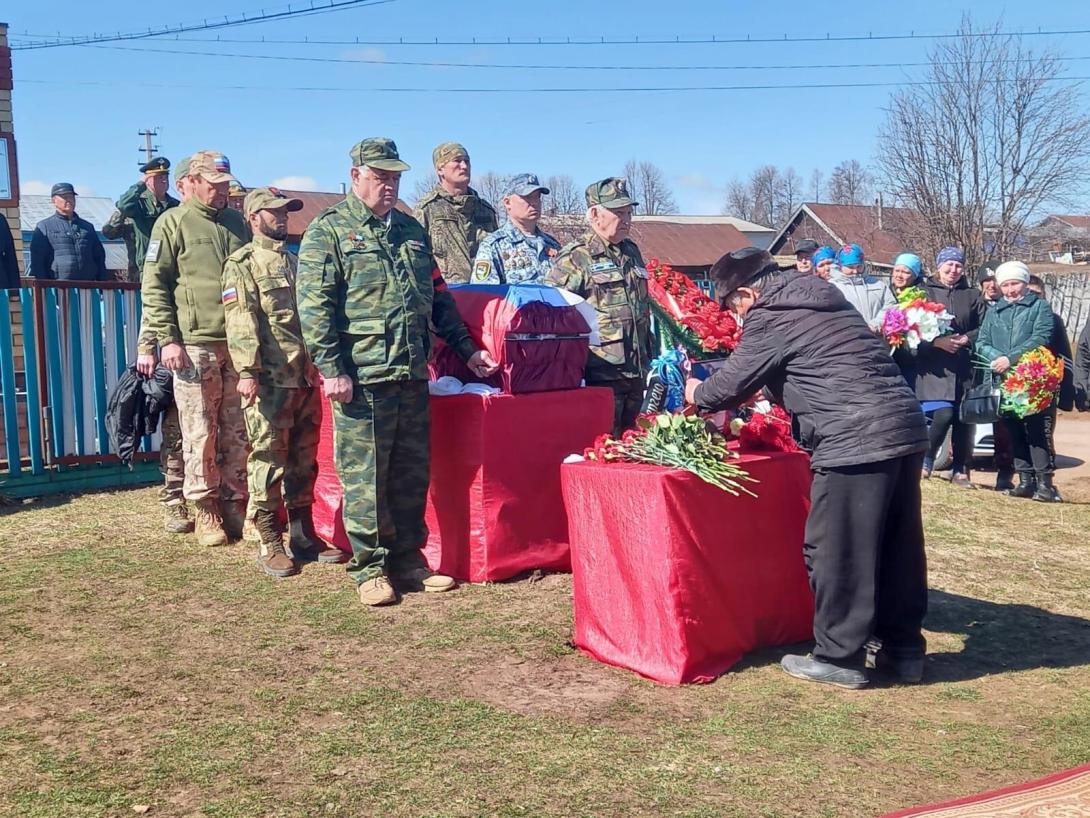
[141,156,171,175]
[50,182,76,197]
[795,239,819,255]
[976,264,996,284]
[710,247,779,295]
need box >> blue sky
[8,0,1090,214]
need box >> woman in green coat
[976,261,1057,502]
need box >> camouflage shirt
[546,229,653,382]
[222,234,314,388]
[412,186,498,284]
[296,192,480,385]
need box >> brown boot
[219,499,247,541]
[194,499,228,547]
[254,509,297,578]
[163,501,195,534]
[287,506,346,564]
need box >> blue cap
[505,173,550,197]
[812,246,837,265]
[837,243,865,268]
[893,253,923,278]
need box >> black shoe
[780,654,868,689]
[994,469,1015,493]
[1033,476,1060,503]
[875,652,925,684]
[1007,473,1036,498]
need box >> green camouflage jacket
[296,193,479,384]
[546,229,653,382]
[412,186,498,284]
[222,234,314,388]
[118,182,180,269]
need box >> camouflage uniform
[546,177,652,434]
[136,322,185,505]
[141,151,251,505]
[102,210,140,282]
[413,187,497,284]
[222,229,319,513]
[297,138,480,586]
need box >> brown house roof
[226,189,413,240]
[1049,215,1090,231]
[629,220,749,267]
[770,202,928,267]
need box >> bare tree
[827,159,874,206]
[410,176,435,205]
[473,172,513,221]
[543,174,582,216]
[777,167,803,226]
[723,177,756,222]
[877,16,1090,267]
[623,159,678,215]
[810,169,825,203]
[722,166,801,227]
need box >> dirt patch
[462,654,632,718]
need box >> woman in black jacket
[686,248,929,690]
[915,247,988,487]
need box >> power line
[9,0,396,51]
[73,41,1090,73]
[15,25,1090,50]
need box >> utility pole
[137,128,159,167]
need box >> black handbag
[959,373,1002,425]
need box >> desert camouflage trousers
[173,342,249,503]
[158,403,185,506]
[243,385,320,512]
[332,379,430,584]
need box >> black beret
[710,247,779,296]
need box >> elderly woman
[890,253,923,297]
[978,262,1058,501]
[811,245,837,280]
[829,243,896,330]
[916,247,987,486]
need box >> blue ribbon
[651,348,687,412]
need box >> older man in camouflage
[297,137,498,607]
[546,177,653,434]
[412,141,498,284]
[223,188,345,577]
[142,150,252,546]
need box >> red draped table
[313,386,614,582]
[560,451,815,685]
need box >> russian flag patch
[222,287,238,305]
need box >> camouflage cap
[174,155,191,179]
[350,137,410,172]
[141,156,170,176]
[188,150,236,184]
[506,173,549,197]
[432,141,469,169]
[585,177,639,210]
[244,187,304,218]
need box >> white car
[929,421,995,470]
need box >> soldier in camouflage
[135,155,192,534]
[412,142,498,284]
[546,177,653,435]
[223,188,346,577]
[471,173,561,285]
[297,137,499,607]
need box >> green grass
[0,481,1088,817]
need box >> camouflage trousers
[158,403,185,506]
[173,342,249,503]
[243,385,320,512]
[332,379,430,584]
[592,376,646,437]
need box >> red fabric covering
[879,763,1090,817]
[429,286,590,394]
[312,387,615,582]
[561,453,815,685]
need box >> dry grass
[0,480,1088,818]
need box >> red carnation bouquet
[728,403,800,454]
[646,258,742,359]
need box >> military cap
[505,173,549,197]
[51,182,76,197]
[350,137,411,172]
[244,187,304,218]
[188,150,236,184]
[141,157,170,176]
[174,155,192,179]
[710,247,779,296]
[585,177,639,210]
[432,141,469,169]
[794,239,819,256]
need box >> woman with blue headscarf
[830,243,897,330]
[889,253,924,389]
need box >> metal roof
[20,195,120,232]
[629,219,750,267]
[770,202,928,268]
[636,214,775,233]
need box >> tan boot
[393,566,457,594]
[194,499,228,547]
[254,509,297,578]
[163,502,195,534]
[219,499,247,541]
[358,575,397,606]
[242,517,260,543]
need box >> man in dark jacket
[685,247,929,690]
[0,213,19,289]
[29,183,109,281]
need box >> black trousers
[926,406,973,474]
[1001,413,1051,478]
[804,452,928,664]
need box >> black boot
[1008,472,1036,498]
[1033,474,1060,503]
[287,506,347,564]
[994,469,1015,493]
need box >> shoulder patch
[471,259,492,282]
[146,239,161,263]
[222,287,238,306]
[590,261,620,273]
[406,239,427,253]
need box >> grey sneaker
[780,654,869,689]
